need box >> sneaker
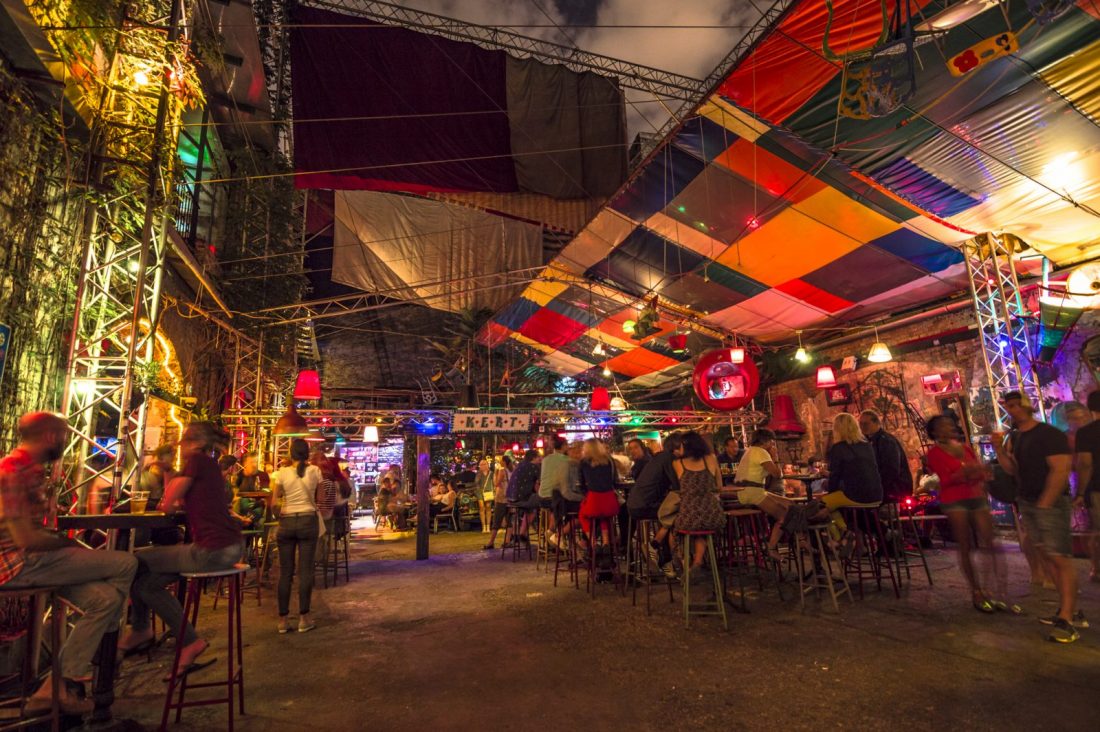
[1047,617,1080,643]
[298,618,316,633]
[277,618,289,634]
[1039,610,1088,629]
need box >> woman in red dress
[925,415,1017,614]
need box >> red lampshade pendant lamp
[294,369,322,401]
[816,365,837,389]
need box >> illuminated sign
[451,412,531,433]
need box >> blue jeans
[6,546,137,679]
[131,542,243,645]
[277,513,320,616]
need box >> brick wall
[770,307,1100,469]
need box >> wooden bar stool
[552,512,581,589]
[162,564,249,731]
[676,530,727,630]
[0,587,63,732]
[534,507,553,573]
[626,517,675,615]
[795,523,852,613]
[325,514,351,587]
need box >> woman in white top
[733,429,791,560]
[271,439,323,633]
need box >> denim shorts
[942,496,990,513]
[1018,496,1072,557]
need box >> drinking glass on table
[131,490,150,514]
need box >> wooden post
[416,435,430,560]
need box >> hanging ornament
[692,348,760,411]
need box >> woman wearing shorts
[925,415,1017,614]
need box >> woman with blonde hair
[823,412,883,552]
[577,438,621,544]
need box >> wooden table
[56,512,187,722]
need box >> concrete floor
[109,526,1100,731]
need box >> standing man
[1072,390,1100,583]
[994,391,1083,643]
[231,452,269,494]
[0,412,138,715]
[859,410,913,501]
[717,436,742,487]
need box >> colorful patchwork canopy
[481,0,1100,388]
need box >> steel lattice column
[962,232,1045,429]
[59,2,187,514]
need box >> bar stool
[552,512,581,589]
[162,564,249,731]
[626,517,675,615]
[0,588,63,731]
[677,530,726,629]
[257,523,280,586]
[723,508,779,611]
[324,514,351,587]
[500,505,533,562]
[583,515,623,599]
[795,523,852,613]
[215,530,262,609]
[883,501,932,585]
[534,507,553,573]
[839,505,900,599]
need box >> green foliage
[0,64,85,450]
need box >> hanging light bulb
[867,326,893,363]
[729,346,745,364]
[816,365,837,388]
[622,320,636,335]
[794,331,810,363]
[602,366,612,377]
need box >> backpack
[986,464,1017,503]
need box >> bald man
[0,412,138,715]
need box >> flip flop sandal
[163,657,217,683]
[993,600,1024,615]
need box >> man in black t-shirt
[994,391,1082,642]
[717,437,742,486]
[1072,389,1100,583]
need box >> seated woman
[822,413,883,549]
[671,431,726,581]
[732,428,792,561]
[577,439,620,548]
[121,422,243,676]
[430,478,458,518]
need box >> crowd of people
[0,386,1095,717]
[0,414,353,716]
[457,389,1094,644]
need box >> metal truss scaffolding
[962,232,1045,429]
[59,1,186,513]
[223,408,767,452]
